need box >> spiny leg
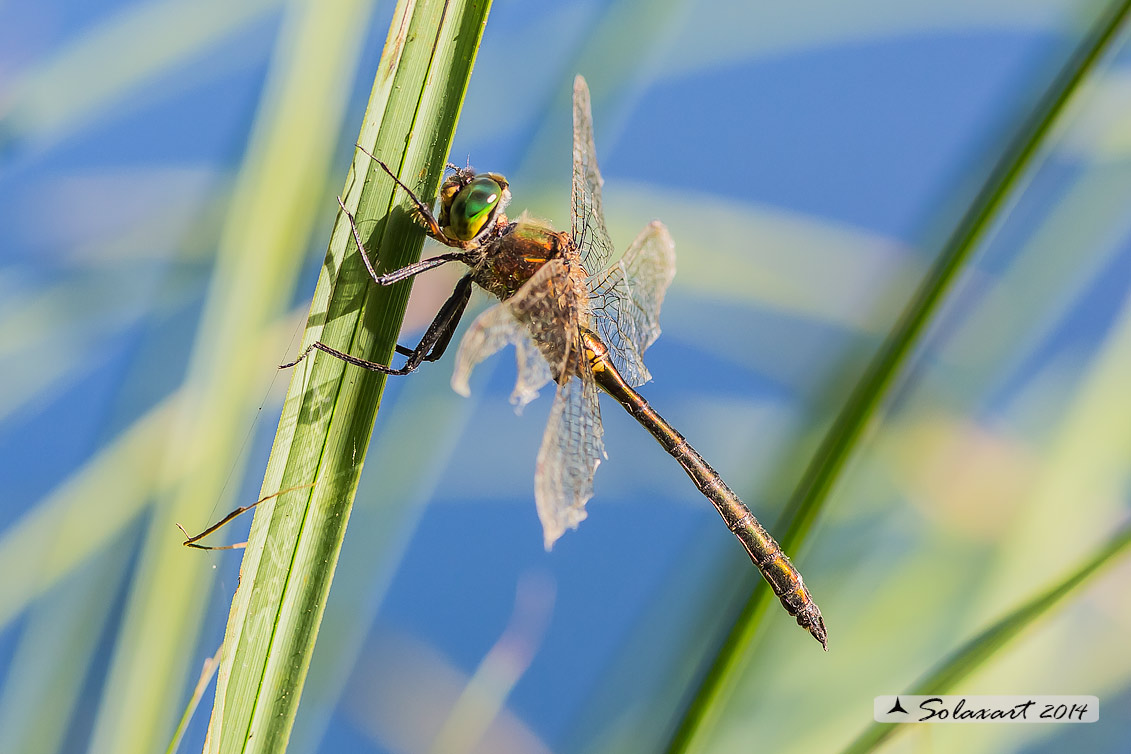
[398,273,474,368]
[336,196,471,287]
[280,274,474,375]
[351,143,463,247]
[177,483,315,551]
[392,271,468,356]
[287,194,477,369]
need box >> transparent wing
[504,257,583,381]
[451,255,606,549]
[451,258,582,409]
[535,372,605,549]
[572,75,615,277]
[451,304,554,411]
[586,221,676,386]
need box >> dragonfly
[283,75,827,648]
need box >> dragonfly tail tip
[810,618,828,651]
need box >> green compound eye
[449,176,502,240]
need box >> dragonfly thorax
[471,214,574,302]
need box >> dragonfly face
[434,165,574,303]
[437,168,511,242]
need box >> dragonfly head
[438,168,511,242]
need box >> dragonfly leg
[280,274,474,375]
[352,143,462,248]
[336,196,473,286]
[178,483,314,551]
[399,273,474,366]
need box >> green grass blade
[842,522,1131,754]
[166,647,222,754]
[285,358,477,750]
[203,2,493,752]
[83,0,379,749]
[666,1,1131,751]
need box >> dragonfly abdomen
[584,332,828,649]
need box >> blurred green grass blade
[605,185,916,334]
[776,0,1131,545]
[0,546,129,754]
[0,311,298,635]
[666,1,1131,751]
[842,523,1131,754]
[428,572,555,754]
[511,0,688,186]
[167,647,222,754]
[0,397,173,630]
[86,0,379,750]
[203,2,492,752]
[0,263,193,425]
[0,0,283,153]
